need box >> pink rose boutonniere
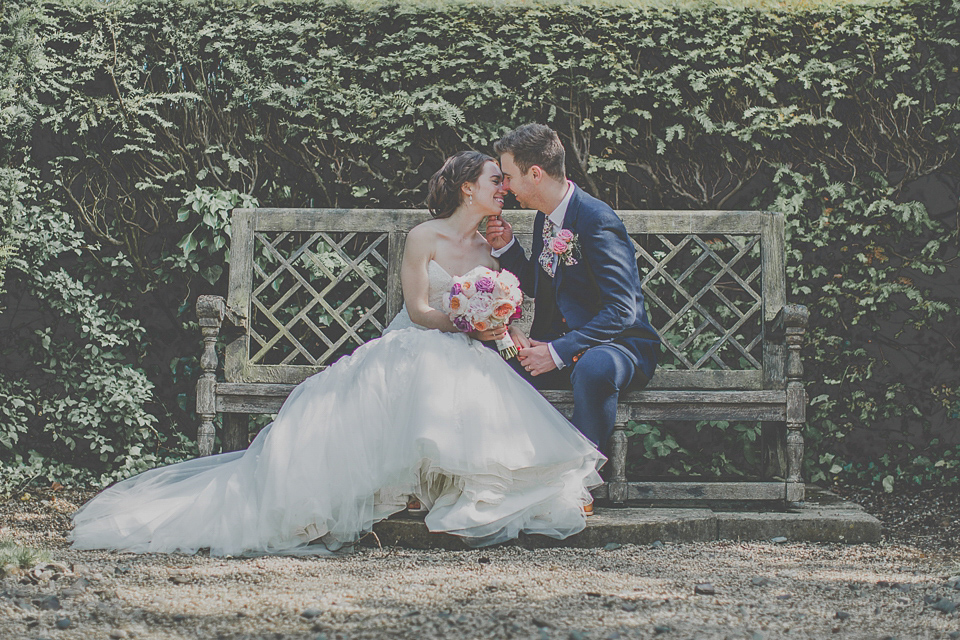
[549,228,580,266]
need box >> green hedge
[1,0,958,490]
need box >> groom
[487,124,660,450]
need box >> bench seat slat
[216,383,787,422]
[591,481,788,501]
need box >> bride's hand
[468,325,508,342]
[508,325,531,349]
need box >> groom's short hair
[494,124,566,180]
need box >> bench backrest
[224,209,787,391]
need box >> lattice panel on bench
[633,233,763,371]
[249,231,389,366]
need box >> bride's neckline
[429,259,498,278]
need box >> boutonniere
[548,228,581,266]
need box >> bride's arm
[400,226,459,332]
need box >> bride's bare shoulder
[407,219,445,243]
[403,220,443,261]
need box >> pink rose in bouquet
[474,276,496,294]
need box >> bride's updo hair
[427,150,495,219]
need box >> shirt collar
[546,180,575,228]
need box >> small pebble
[835,611,851,621]
[36,595,61,610]
[108,631,128,639]
[478,556,491,564]
[621,601,637,612]
[651,540,664,549]
[569,631,587,640]
[948,632,960,640]
[168,575,192,585]
[301,608,323,619]
[55,617,72,629]
[694,583,715,596]
[603,542,622,551]
[751,633,764,640]
[771,536,788,544]
[654,625,671,634]
[751,577,772,587]
[932,599,957,614]
[532,617,554,629]
[776,594,791,600]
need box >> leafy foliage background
[1,0,957,491]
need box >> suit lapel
[554,185,583,293]
[533,210,546,298]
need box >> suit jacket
[498,185,660,382]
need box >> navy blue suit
[499,185,660,447]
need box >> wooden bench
[196,209,809,505]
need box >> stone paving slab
[370,486,881,549]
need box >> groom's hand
[518,339,558,377]
[485,215,513,250]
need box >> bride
[69,151,605,556]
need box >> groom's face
[499,153,537,210]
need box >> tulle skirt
[69,328,605,556]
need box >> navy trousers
[510,342,646,449]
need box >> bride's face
[465,161,507,216]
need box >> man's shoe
[406,498,427,515]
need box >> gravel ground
[1,487,959,640]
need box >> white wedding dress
[70,261,605,556]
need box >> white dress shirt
[492,181,575,369]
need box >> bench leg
[196,296,227,457]
[222,413,249,452]
[196,330,218,457]
[607,422,629,504]
[785,313,808,505]
[761,421,787,479]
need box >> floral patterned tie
[539,217,558,277]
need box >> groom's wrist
[490,237,516,258]
[547,343,565,370]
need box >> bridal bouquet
[444,267,524,359]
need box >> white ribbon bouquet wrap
[444,267,524,359]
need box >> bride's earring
[469,194,473,206]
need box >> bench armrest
[196,295,247,331]
[195,295,246,456]
[767,304,809,339]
